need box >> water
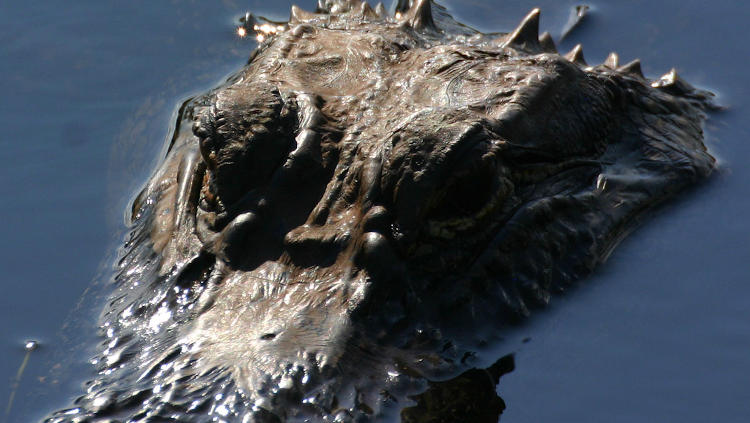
[0,1,747,422]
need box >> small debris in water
[560,4,591,42]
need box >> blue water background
[0,1,747,421]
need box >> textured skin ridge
[45,1,715,422]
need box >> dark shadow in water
[401,354,515,423]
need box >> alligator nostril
[260,333,277,340]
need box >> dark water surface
[0,1,747,422]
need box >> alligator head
[46,1,715,421]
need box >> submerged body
[46,1,715,421]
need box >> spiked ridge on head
[374,2,386,17]
[565,44,587,65]
[652,68,718,108]
[651,68,699,95]
[501,8,541,51]
[290,5,321,23]
[604,51,620,68]
[619,59,645,79]
[398,0,437,31]
[539,31,557,53]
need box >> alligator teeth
[603,52,619,68]
[503,8,541,51]
[399,0,437,31]
[618,59,644,79]
[539,31,557,53]
[564,44,587,65]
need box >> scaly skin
[45,1,715,422]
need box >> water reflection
[402,354,515,423]
[4,341,39,422]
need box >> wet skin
[45,0,715,421]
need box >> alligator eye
[192,83,295,208]
[427,160,497,221]
[411,156,426,171]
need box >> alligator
[45,1,715,421]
